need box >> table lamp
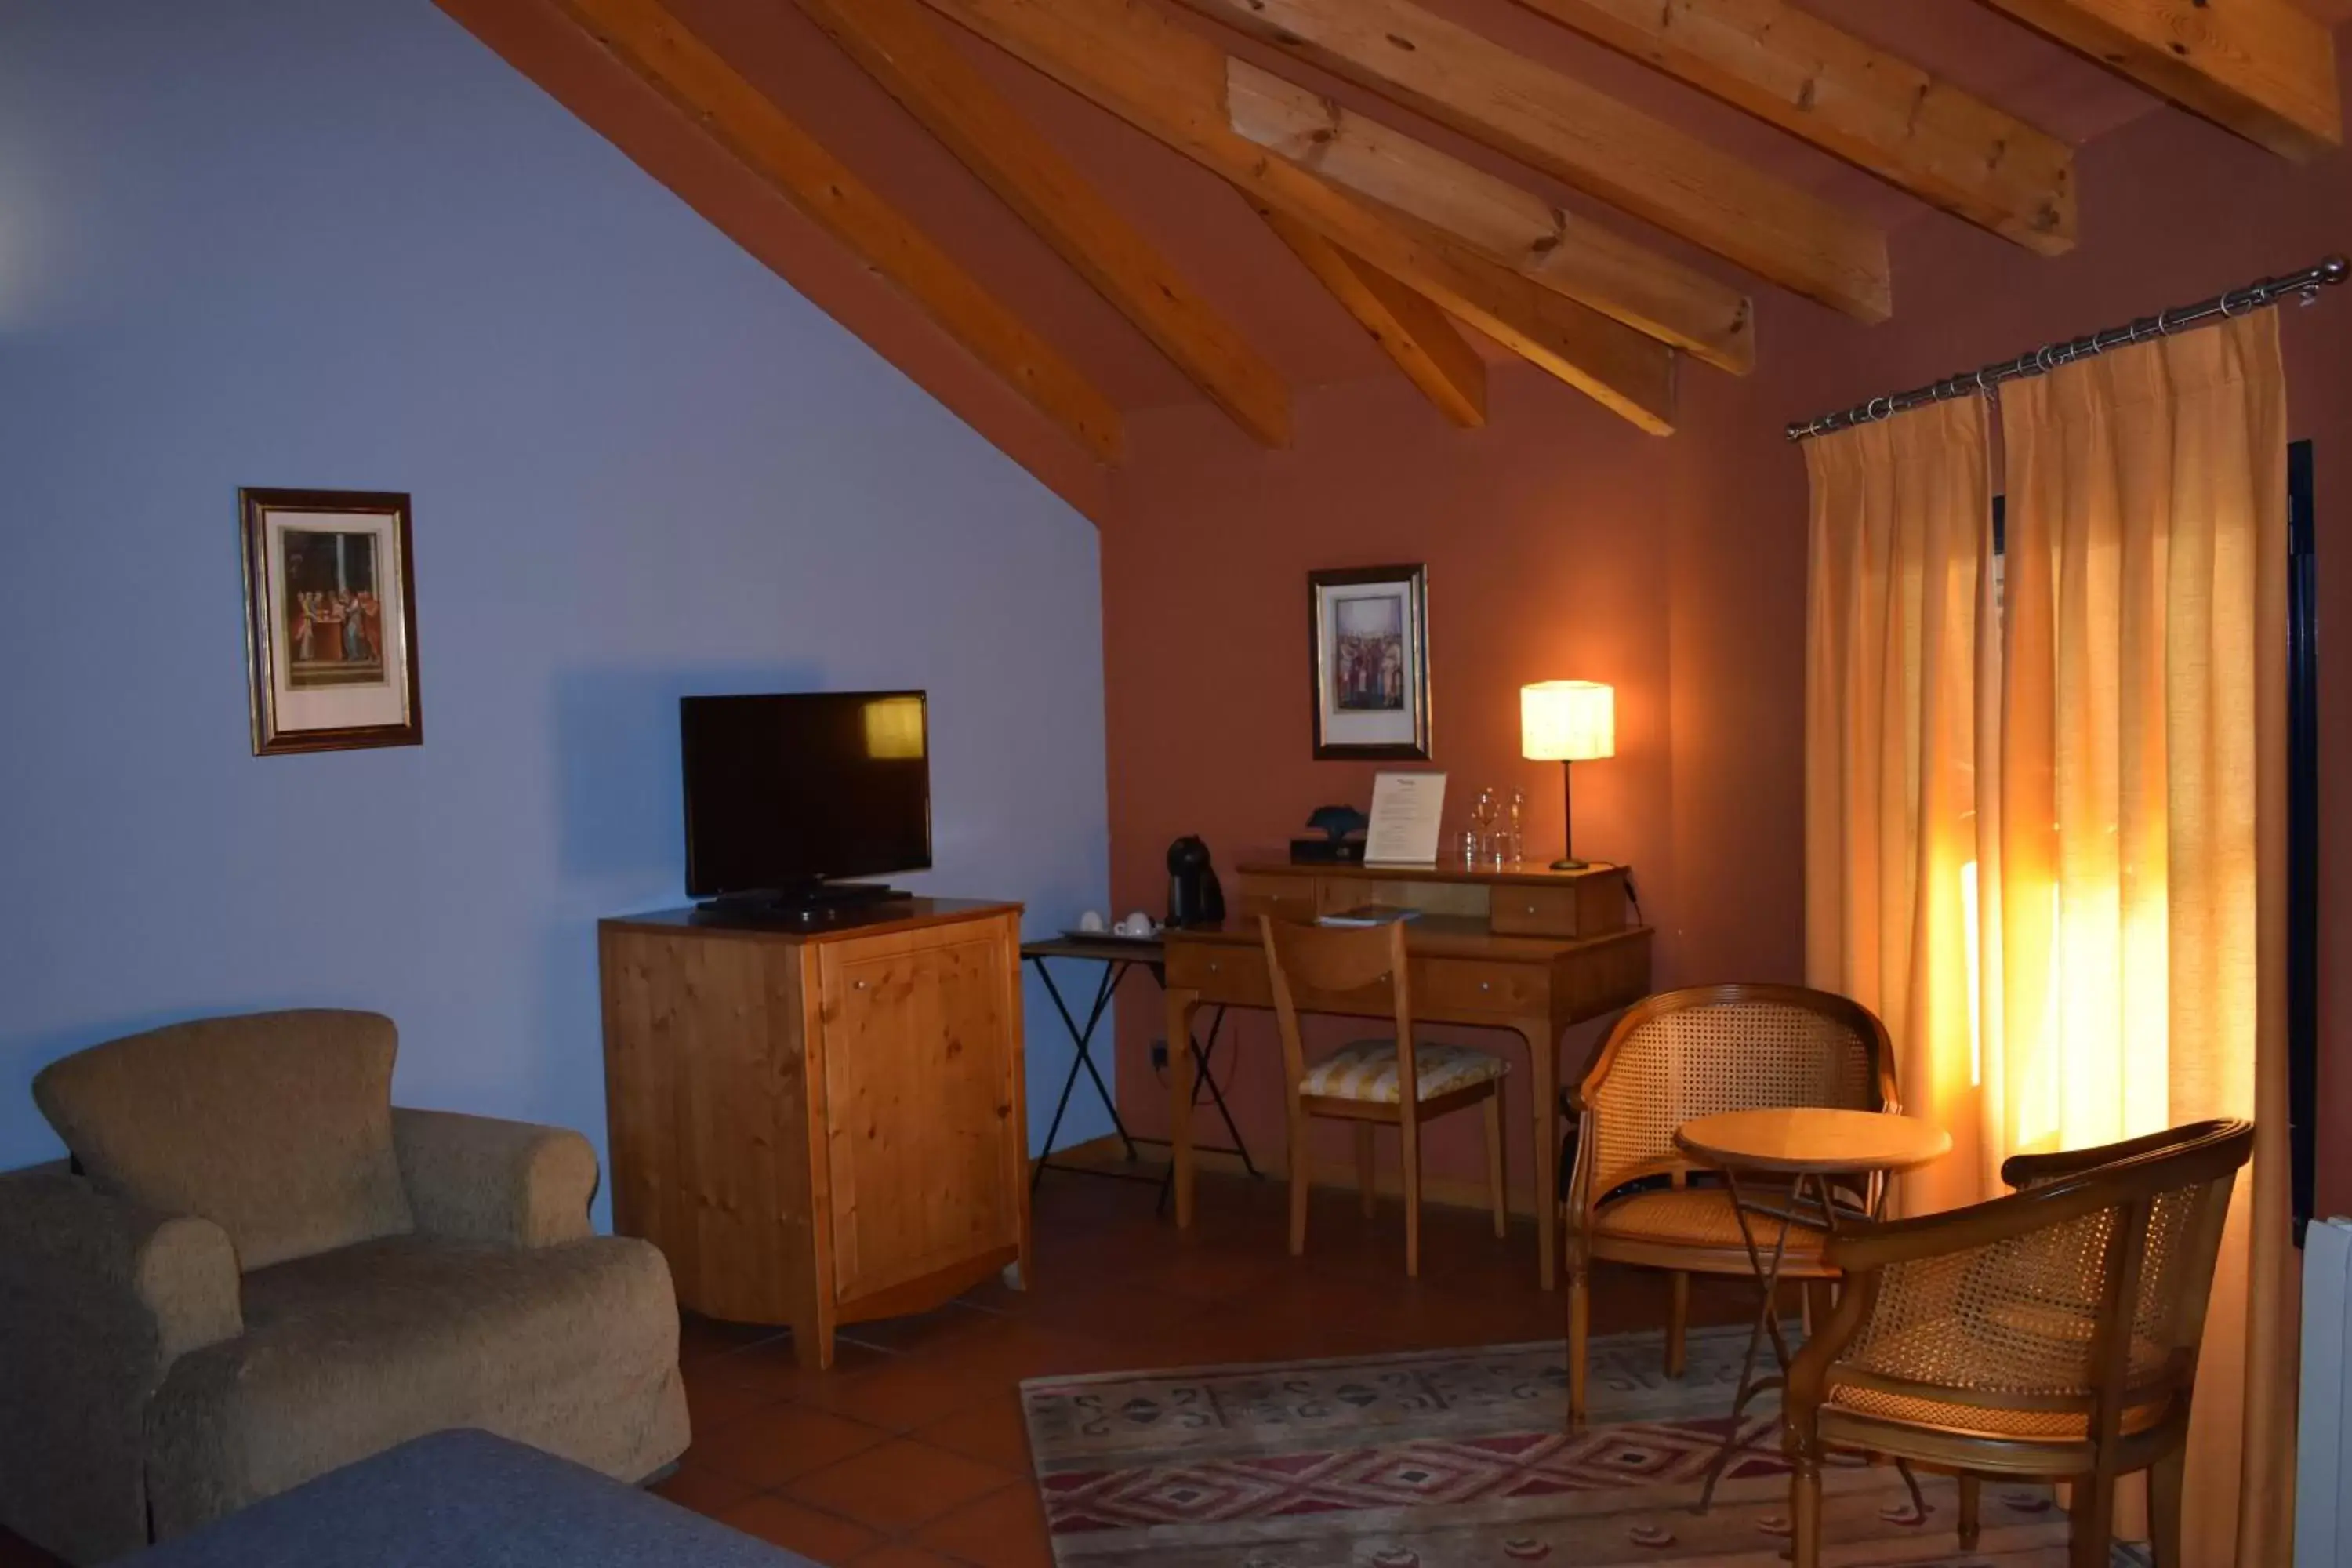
[1520,681,1614,870]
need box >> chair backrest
[1260,916,1415,1102]
[1573,984,1895,1203]
[32,1009,416,1270]
[1816,1119,2252,1440]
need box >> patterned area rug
[1022,1327,2143,1566]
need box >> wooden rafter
[922,0,1677,433]
[1227,59,1754,375]
[1977,0,2341,161]
[791,0,1292,448]
[1256,205,1488,428]
[1168,0,1890,322]
[553,0,1123,462]
[1507,0,2078,254]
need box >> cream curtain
[1993,311,2293,1567]
[1803,394,1991,1219]
[1802,310,2295,1564]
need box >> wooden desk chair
[1784,1118,2253,1568]
[1260,916,1508,1277]
[1563,984,1896,1428]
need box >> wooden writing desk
[1163,861,1653,1289]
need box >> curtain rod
[1784,254,2348,443]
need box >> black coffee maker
[1166,836,1226,928]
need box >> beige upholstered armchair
[0,1011,689,1565]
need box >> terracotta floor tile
[681,1363,786,1432]
[692,1403,895,1490]
[913,1392,1035,1471]
[913,1481,1054,1568]
[648,1461,760,1518]
[717,1494,886,1563]
[836,1301,998,1356]
[713,1334,900,1401]
[797,1353,1017,1432]
[681,1310,790,1363]
[786,1438,1014,1533]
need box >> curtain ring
[2156,308,2177,335]
[2034,343,2058,372]
[1867,395,1893,423]
[2218,292,2242,318]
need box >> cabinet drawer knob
[853,979,869,991]
[1208,960,1220,974]
[1479,981,1493,993]
[1525,902,1538,914]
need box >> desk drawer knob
[1208,960,1220,974]
[1479,981,1493,993]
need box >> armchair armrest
[392,1108,598,1247]
[0,1167,242,1563]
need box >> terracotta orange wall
[1102,100,2352,1205]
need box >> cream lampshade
[1520,681,1614,869]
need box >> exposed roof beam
[922,0,1677,433]
[553,0,1123,462]
[1976,0,2341,161]
[1167,0,1890,321]
[792,0,1292,448]
[1227,59,1754,375]
[1508,0,2077,254]
[1256,205,1488,427]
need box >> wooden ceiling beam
[791,0,1291,448]
[922,0,1677,433]
[1167,0,1890,321]
[1508,0,2077,254]
[1255,205,1488,428]
[552,0,1123,463]
[1227,59,1754,375]
[1976,0,2341,161]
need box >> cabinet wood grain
[600,898,1029,1367]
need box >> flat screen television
[681,691,931,902]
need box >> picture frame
[1307,563,1431,760]
[240,487,423,755]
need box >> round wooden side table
[1672,1107,1951,1513]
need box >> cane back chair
[1564,984,1896,1428]
[1784,1118,2251,1568]
[1260,916,1508,1278]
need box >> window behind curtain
[1987,441,2316,1232]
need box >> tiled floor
[652,1169,1750,1566]
[0,1169,1748,1568]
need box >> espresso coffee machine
[1166,835,1226,928]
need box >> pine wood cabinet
[598,899,1029,1368]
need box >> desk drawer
[1489,873,1627,938]
[1236,871,1319,925]
[1419,958,1545,1018]
[1163,941,1272,1005]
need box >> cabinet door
[818,924,1021,1305]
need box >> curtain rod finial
[2322,256,2349,285]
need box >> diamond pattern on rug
[1021,1330,2130,1568]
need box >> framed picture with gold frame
[1307,563,1431,760]
[240,488,422,755]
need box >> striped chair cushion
[1299,1040,1508,1105]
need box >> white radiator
[2299,1218,2352,1566]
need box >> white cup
[1077,909,1106,933]
[1118,910,1154,937]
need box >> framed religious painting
[1306,563,1431,760]
[240,488,423,755]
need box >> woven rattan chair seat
[1826,1380,2169,1440]
[1589,1186,1830,1253]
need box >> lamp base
[1549,856,1590,872]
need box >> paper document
[1363,771,1446,865]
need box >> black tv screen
[681,691,931,896]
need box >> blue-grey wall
[0,0,1114,1200]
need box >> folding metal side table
[1021,934,1259,1203]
